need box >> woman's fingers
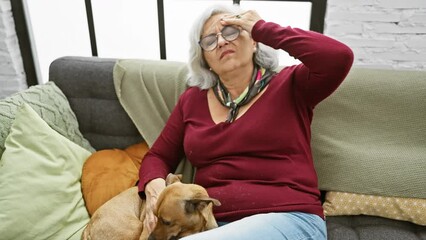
[144,208,157,232]
[144,194,158,233]
[143,178,166,234]
[220,10,262,34]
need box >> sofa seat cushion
[0,103,91,239]
[327,215,426,240]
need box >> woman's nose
[217,34,228,48]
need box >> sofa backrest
[49,56,143,150]
[311,67,426,199]
[50,56,426,199]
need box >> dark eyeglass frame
[199,25,241,52]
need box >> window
[163,0,311,66]
[21,0,92,85]
[11,0,327,85]
[91,0,160,59]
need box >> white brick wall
[325,0,426,70]
[0,0,26,99]
[0,0,425,98]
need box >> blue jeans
[181,212,326,240]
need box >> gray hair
[187,4,279,90]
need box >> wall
[0,0,26,99]
[1,0,426,98]
[325,0,426,70]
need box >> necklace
[213,65,275,123]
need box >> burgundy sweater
[138,20,353,222]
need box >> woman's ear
[253,41,258,53]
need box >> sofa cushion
[0,103,91,239]
[0,81,95,157]
[327,215,426,240]
[312,68,426,199]
[113,59,188,147]
[323,191,426,226]
[82,142,149,216]
[113,59,195,183]
[49,56,143,150]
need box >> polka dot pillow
[323,191,426,226]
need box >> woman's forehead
[202,13,231,34]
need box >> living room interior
[0,0,425,239]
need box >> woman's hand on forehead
[220,10,262,34]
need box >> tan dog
[82,174,221,240]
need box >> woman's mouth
[220,50,235,60]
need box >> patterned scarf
[213,65,275,123]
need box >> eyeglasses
[199,25,241,52]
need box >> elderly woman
[138,4,353,240]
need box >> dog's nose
[169,237,178,240]
[147,235,155,240]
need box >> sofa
[0,56,425,239]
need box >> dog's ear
[165,173,183,186]
[184,198,221,214]
[185,198,221,230]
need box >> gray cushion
[0,81,94,155]
[327,215,426,240]
[49,56,143,150]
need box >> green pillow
[0,82,95,157]
[0,103,91,239]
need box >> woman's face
[201,13,256,76]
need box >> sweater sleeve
[251,20,354,107]
[137,95,186,196]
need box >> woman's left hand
[220,10,262,35]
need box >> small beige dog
[82,174,221,240]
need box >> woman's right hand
[221,10,262,35]
[143,178,166,234]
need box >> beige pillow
[323,191,426,226]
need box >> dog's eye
[160,218,172,226]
